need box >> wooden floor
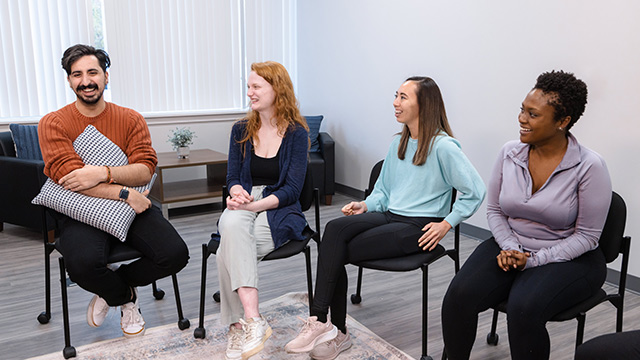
[1,192,638,360]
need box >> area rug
[29,292,414,359]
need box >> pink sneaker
[285,316,337,353]
[310,328,352,359]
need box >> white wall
[297,1,640,276]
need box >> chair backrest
[0,131,16,157]
[599,191,627,263]
[299,164,315,212]
[365,160,384,198]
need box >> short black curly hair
[533,70,588,131]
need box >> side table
[149,149,227,218]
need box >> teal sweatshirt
[364,134,486,227]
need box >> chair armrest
[0,156,50,229]
[317,132,335,195]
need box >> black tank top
[251,147,281,185]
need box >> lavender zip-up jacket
[487,134,611,269]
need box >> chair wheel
[213,291,221,302]
[194,327,206,339]
[63,346,76,359]
[178,318,190,330]
[37,311,51,324]
[350,294,361,304]
[486,332,499,345]
[153,288,165,300]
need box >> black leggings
[441,238,606,360]
[310,211,442,332]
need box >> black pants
[56,205,189,306]
[310,211,442,331]
[441,238,606,360]
[575,330,640,360]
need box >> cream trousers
[216,185,275,325]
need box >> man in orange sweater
[38,44,189,337]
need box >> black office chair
[48,208,190,359]
[193,165,321,339]
[349,160,460,360]
[482,191,630,355]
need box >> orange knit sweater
[39,102,157,182]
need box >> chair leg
[420,265,433,360]
[613,295,624,332]
[152,281,165,300]
[38,242,55,324]
[171,274,190,330]
[194,243,209,339]
[350,267,364,304]
[304,245,313,308]
[324,195,332,205]
[58,257,76,359]
[486,309,500,345]
[575,313,586,347]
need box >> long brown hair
[397,76,453,165]
[238,61,308,155]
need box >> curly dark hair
[533,70,588,131]
[61,44,111,75]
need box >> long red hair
[238,61,308,155]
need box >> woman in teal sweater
[285,76,486,360]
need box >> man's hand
[342,201,367,216]
[59,165,107,191]
[126,189,152,214]
[496,250,530,271]
[418,220,452,251]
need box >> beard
[75,83,104,105]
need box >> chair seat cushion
[208,225,315,260]
[493,289,608,322]
[552,289,608,321]
[351,244,447,272]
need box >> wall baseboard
[335,183,365,200]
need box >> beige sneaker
[86,295,110,327]
[120,289,145,338]
[285,316,338,353]
[310,328,352,360]
[240,316,272,359]
[225,325,244,360]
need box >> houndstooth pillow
[32,125,153,241]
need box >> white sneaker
[240,316,272,360]
[225,326,244,360]
[86,295,110,327]
[120,288,145,338]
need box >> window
[0,0,297,122]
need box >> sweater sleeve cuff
[444,213,463,228]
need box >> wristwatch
[119,186,130,202]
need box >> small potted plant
[168,127,196,159]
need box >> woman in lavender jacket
[441,71,612,360]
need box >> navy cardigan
[226,120,309,249]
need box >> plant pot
[177,146,190,159]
